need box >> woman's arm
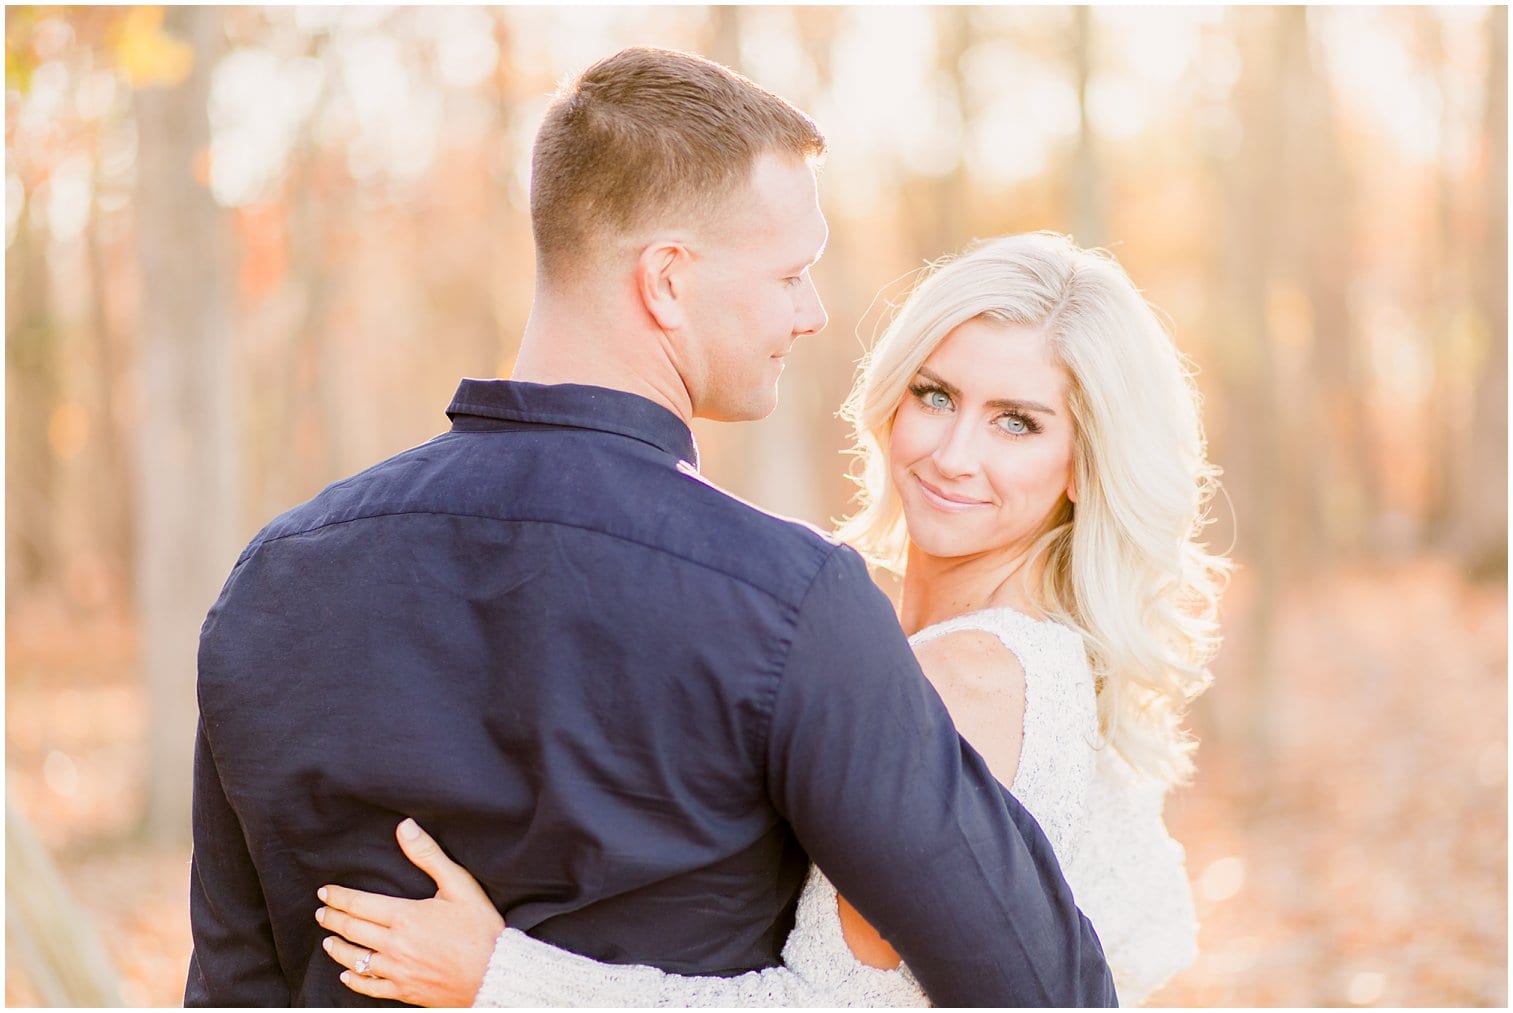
[319,821,822,1007]
[833,630,1028,970]
[472,925,820,1007]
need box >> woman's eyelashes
[908,382,954,412]
[907,381,1044,436]
[994,411,1042,436]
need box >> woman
[314,232,1229,1006]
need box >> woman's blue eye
[907,382,956,412]
[997,414,1030,435]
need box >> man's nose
[794,276,828,337]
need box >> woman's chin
[903,514,1036,565]
[903,525,986,562]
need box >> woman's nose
[930,419,978,479]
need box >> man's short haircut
[530,47,827,278]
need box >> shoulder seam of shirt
[247,509,838,606]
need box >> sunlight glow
[337,33,442,185]
[44,154,92,241]
[1086,70,1152,142]
[1356,288,1433,402]
[1347,971,1387,1006]
[962,41,1074,186]
[828,7,943,172]
[739,8,819,104]
[421,7,499,91]
[42,749,80,798]
[74,68,119,122]
[209,49,324,206]
[1193,32,1243,100]
[1315,8,1457,166]
[1199,855,1246,903]
[815,7,947,213]
[1101,7,1202,85]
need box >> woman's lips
[915,474,991,512]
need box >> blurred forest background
[4,5,1506,1006]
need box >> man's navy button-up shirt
[187,379,1114,1007]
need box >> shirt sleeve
[184,718,291,1007]
[765,546,1117,1008]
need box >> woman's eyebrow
[987,397,1057,415]
[916,368,961,398]
[917,367,1057,415]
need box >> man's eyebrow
[796,227,829,271]
[812,233,829,265]
[915,367,1058,415]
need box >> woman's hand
[316,818,505,1007]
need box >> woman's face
[887,316,1077,562]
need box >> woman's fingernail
[340,972,350,984]
[399,818,420,840]
[315,907,326,924]
[317,886,328,902]
[323,937,333,952]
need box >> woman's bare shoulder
[911,629,1027,787]
[912,627,1026,696]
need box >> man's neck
[513,294,695,425]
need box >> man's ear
[637,240,691,331]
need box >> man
[187,47,1115,1007]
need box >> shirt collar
[446,379,699,468]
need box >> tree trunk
[86,156,137,603]
[133,5,239,844]
[705,5,741,68]
[1458,6,1508,579]
[1071,6,1106,248]
[1293,8,1374,560]
[1206,7,1290,771]
[1419,10,1464,542]
[5,794,122,1006]
[4,192,57,599]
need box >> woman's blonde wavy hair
[837,232,1229,786]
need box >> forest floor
[5,556,1507,1006]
